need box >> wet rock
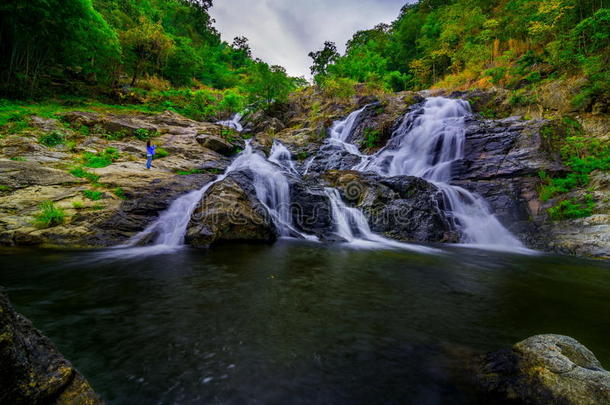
[324,170,459,243]
[474,334,610,405]
[289,178,335,240]
[195,134,234,156]
[0,292,102,405]
[185,171,276,247]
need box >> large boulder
[0,292,102,405]
[289,178,336,240]
[195,134,234,156]
[474,334,610,405]
[323,170,459,243]
[185,171,276,247]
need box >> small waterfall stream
[325,97,524,249]
[217,113,243,132]
[122,140,313,255]
[269,141,300,177]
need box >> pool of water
[1,242,609,404]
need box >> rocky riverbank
[0,291,102,405]
[0,89,607,257]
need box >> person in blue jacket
[146,140,156,169]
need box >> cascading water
[269,141,300,177]
[119,140,314,255]
[217,113,243,132]
[324,188,436,252]
[328,106,367,156]
[356,97,524,248]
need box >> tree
[121,17,174,86]
[308,41,339,79]
[232,36,252,58]
[0,0,120,96]
[246,63,295,111]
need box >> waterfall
[269,141,300,177]
[325,188,437,253]
[328,106,367,156]
[217,113,243,132]
[122,141,314,254]
[357,97,524,248]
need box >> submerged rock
[0,292,102,405]
[474,334,610,405]
[185,171,276,247]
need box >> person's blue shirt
[147,145,156,156]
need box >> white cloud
[209,0,406,78]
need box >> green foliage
[38,131,66,147]
[320,77,357,100]
[121,17,175,86]
[0,185,11,192]
[70,166,100,183]
[176,169,204,175]
[72,201,84,209]
[134,128,154,141]
[33,201,66,228]
[82,190,104,201]
[153,148,169,159]
[310,0,608,97]
[113,187,127,199]
[10,157,27,161]
[309,41,340,80]
[0,0,120,97]
[363,128,381,149]
[548,195,595,220]
[539,171,590,202]
[83,147,119,168]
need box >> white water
[325,188,438,253]
[356,97,524,248]
[116,140,315,256]
[217,113,243,132]
[328,106,367,157]
[269,141,300,177]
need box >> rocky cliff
[0,88,607,257]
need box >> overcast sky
[209,0,407,78]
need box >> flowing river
[1,244,609,404]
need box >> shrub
[33,201,66,228]
[83,148,120,168]
[72,201,84,209]
[10,157,27,161]
[113,187,127,199]
[363,128,381,149]
[0,185,11,192]
[548,195,595,220]
[176,169,203,175]
[134,128,155,141]
[153,147,169,159]
[38,130,65,147]
[70,167,100,183]
[320,77,357,100]
[83,190,104,201]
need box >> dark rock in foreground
[474,334,610,405]
[0,292,102,405]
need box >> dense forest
[310,0,608,110]
[0,0,303,118]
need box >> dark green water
[1,242,609,404]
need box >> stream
[1,244,609,404]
